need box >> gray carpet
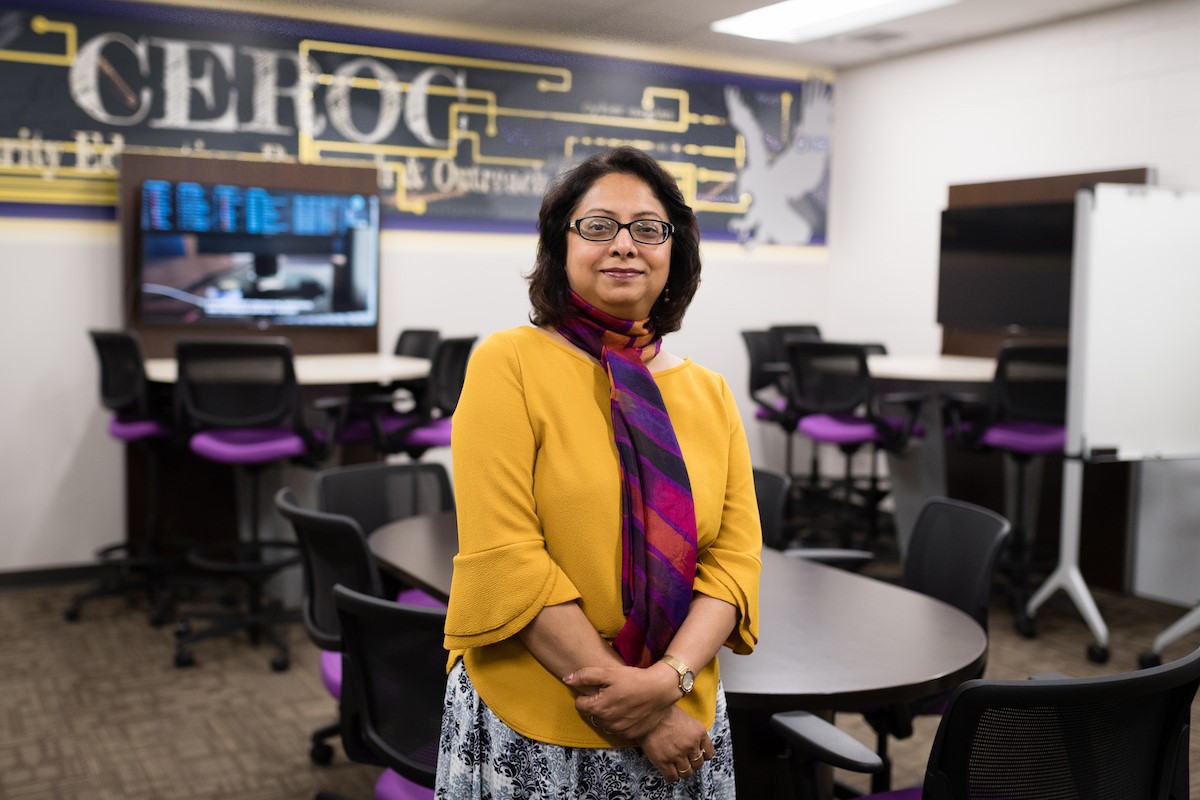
[2,570,1198,799]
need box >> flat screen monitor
[137,179,379,328]
[937,202,1075,331]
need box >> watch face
[681,671,695,693]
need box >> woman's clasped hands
[564,664,714,781]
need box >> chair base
[173,541,302,671]
[311,719,339,765]
[63,544,206,627]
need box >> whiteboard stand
[1025,183,1200,664]
[1024,458,1110,663]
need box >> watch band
[659,654,695,694]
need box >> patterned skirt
[435,660,737,799]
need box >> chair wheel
[148,608,169,628]
[270,654,290,672]
[174,621,192,638]
[63,606,81,622]
[174,648,196,668]
[1087,644,1110,664]
[1138,651,1162,669]
[1014,614,1036,639]
[310,742,334,765]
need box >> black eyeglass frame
[569,216,675,245]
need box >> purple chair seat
[108,417,171,443]
[859,789,920,800]
[978,420,1065,456]
[335,413,440,447]
[754,397,790,421]
[190,427,319,465]
[320,648,342,698]
[375,768,434,800]
[401,417,452,450]
[799,414,919,446]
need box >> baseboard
[0,564,104,590]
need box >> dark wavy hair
[527,146,701,335]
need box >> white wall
[830,0,1200,603]
[5,0,1200,575]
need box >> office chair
[332,584,446,800]
[171,337,326,671]
[945,341,1068,637]
[67,330,177,625]
[754,466,874,572]
[316,461,455,541]
[282,462,451,768]
[365,336,477,460]
[783,340,923,549]
[772,644,1200,800]
[388,328,441,408]
[857,497,1011,793]
[742,326,826,483]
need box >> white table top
[145,352,429,386]
[868,353,996,383]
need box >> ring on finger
[690,752,704,763]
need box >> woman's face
[565,172,672,322]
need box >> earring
[661,285,672,305]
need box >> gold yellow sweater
[445,326,761,748]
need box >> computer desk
[369,511,987,798]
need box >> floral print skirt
[435,659,736,799]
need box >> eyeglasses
[569,216,674,245]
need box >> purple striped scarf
[556,290,698,668]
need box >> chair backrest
[174,338,300,430]
[334,584,447,788]
[89,329,152,420]
[990,341,1069,424]
[783,340,873,416]
[923,646,1200,800]
[903,497,1011,632]
[768,324,822,360]
[741,330,783,395]
[393,328,441,360]
[274,488,383,651]
[753,467,792,550]
[422,336,477,417]
[316,461,455,539]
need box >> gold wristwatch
[659,654,695,695]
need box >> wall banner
[0,1,833,245]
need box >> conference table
[369,510,988,797]
[144,351,430,386]
[866,353,996,557]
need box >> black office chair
[783,340,923,548]
[857,496,1010,793]
[388,328,441,408]
[316,461,455,541]
[742,326,825,486]
[68,330,179,625]
[333,584,447,800]
[292,461,452,769]
[945,341,1068,637]
[171,338,326,671]
[367,336,477,460]
[772,644,1200,800]
[754,467,873,572]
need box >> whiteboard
[1067,184,1200,462]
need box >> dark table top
[368,511,987,713]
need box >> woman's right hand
[637,706,714,781]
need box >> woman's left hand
[566,663,678,739]
[638,706,714,781]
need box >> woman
[439,146,762,799]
